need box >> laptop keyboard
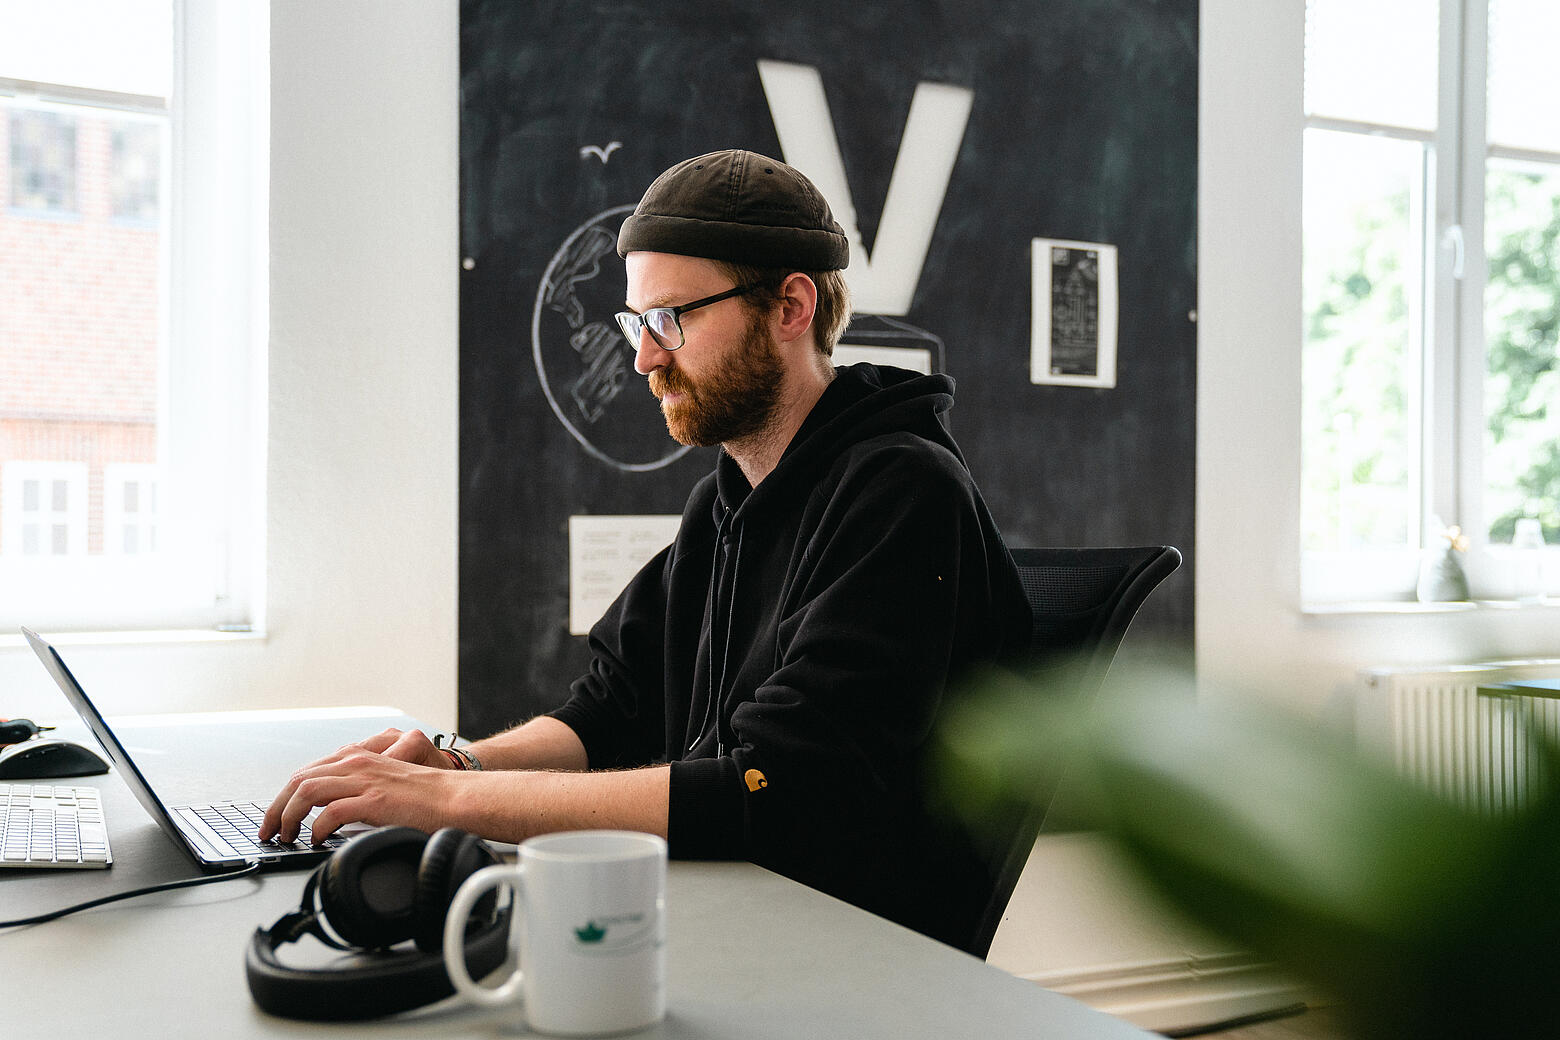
[192,801,349,857]
[0,785,112,869]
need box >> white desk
[0,708,1153,1039]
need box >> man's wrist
[433,733,483,771]
[445,745,482,771]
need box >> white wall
[1196,0,1560,714]
[0,0,461,730]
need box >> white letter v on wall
[757,59,973,317]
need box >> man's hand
[258,727,455,845]
[255,719,661,848]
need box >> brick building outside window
[0,101,163,558]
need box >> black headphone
[245,826,511,1021]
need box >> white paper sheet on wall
[568,514,683,635]
[833,343,933,374]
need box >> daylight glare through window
[0,1,267,632]
[1302,0,1560,603]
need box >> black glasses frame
[614,284,759,351]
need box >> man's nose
[633,330,673,376]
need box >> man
[262,149,1029,950]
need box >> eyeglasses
[614,284,759,351]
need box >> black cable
[0,861,262,928]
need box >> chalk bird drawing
[579,141,622,163]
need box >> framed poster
[1031,238,1118,388]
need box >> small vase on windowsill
[1417,524,1470,603]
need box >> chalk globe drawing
[531,205,694,472]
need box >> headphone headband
[245,909,510,1020]
[244,826,510,1022]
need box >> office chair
[963,544,1182,960]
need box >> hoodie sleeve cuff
[544,702,598,761]
[668,757,745,860]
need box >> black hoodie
[550,363,1029,949]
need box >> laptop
[22,627,366,871]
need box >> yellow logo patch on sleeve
[744,768,768,792]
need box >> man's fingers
[273,777,343,843]
[260,771,309,840]
[349,728,405,755]
[306,797,374,846]
[261,735,453,843]
[260,730,408,838]
[267,759,365,842]
[273,752,436,842]
[383,728,442,767]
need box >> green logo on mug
[572,912,651,954]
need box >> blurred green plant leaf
[935,672,1560,1039]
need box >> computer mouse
[0,737,111,780]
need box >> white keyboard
[0,784,112,869]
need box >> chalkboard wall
[459,0,1198,736]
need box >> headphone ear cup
[318,826,432,950]
[412,827,500,953]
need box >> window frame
[1303,0,1560,605]
[0,1,267,632]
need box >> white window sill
[0,627,264,651]
[1302,597,1558,616]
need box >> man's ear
[771,272,819,345]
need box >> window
[110,118,161,222]
[1,462,88,557]
[1303,0,1560,602]
[104,463,159,555]
[0,1,267,631]
[7,108,77,213]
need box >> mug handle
[444,862,525,1006]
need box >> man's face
[624,252,783,448]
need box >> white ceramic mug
[443,830,667,1036]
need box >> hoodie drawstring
[690,510,743,753]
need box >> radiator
[1360,661,1560,815]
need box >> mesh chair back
[1013,546,1182,689]
[963,544,1182,959]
